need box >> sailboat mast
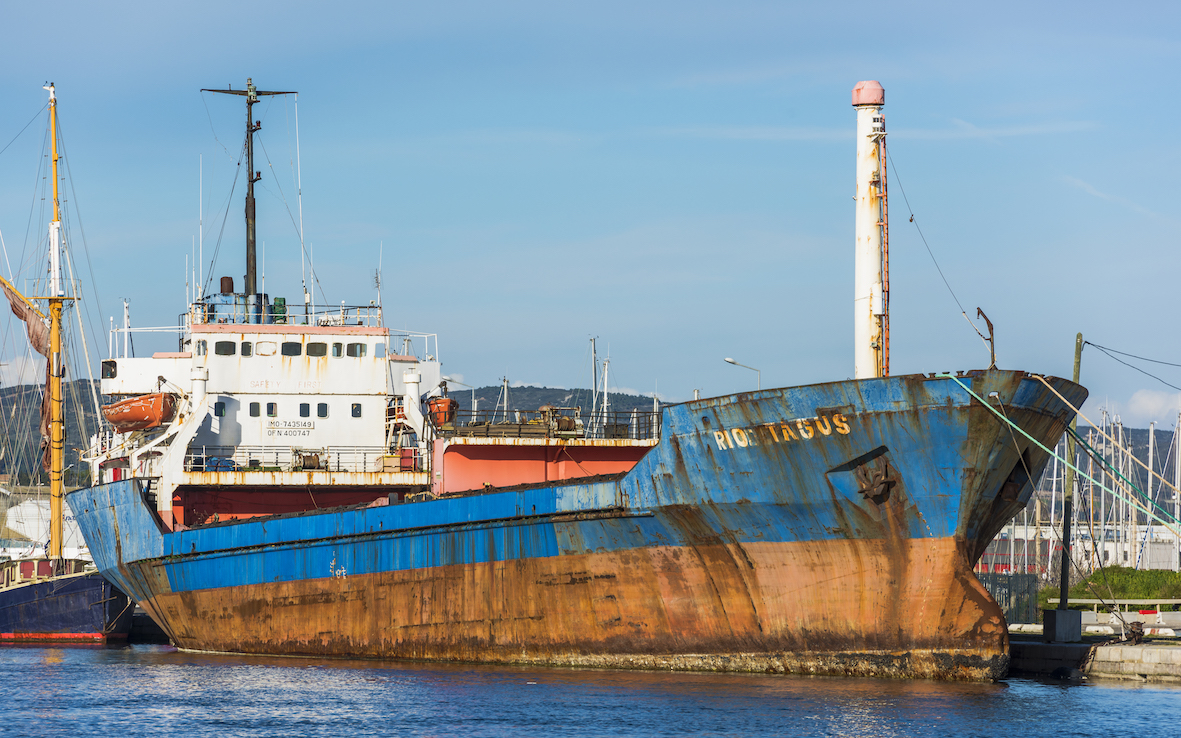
[46,83,65,561]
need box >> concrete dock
[1009,627,1181,682]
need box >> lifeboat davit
[102,393,177,433]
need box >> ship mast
[201,79,295,322]
[46,83,66,561]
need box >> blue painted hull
[67,371,1085,679]
[0,571,134,642]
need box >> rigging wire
[996,401,1123,623]
[885,150,991,348]
[254,133,329,306]
[201,92,236,162]
[200,144,246,297]
[1084,341,1181,368]
[1086,342,1181,393]
[0,103,48,160]
[56,116,111,372]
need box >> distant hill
[446,384,660,417]
[0,379,100,485]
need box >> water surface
[2,644,1176,737]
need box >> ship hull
[0,572,134,642]
[67,370,1086,679]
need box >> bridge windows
[241,342,252,357]
[332,342,343,357]
[196,340,207,356]
[307,342,328,357]
[214,341,236,356]
[346,342,367,358]
[281,342,302,357]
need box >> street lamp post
[723,357,761,390]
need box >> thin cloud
[1062,175,1176,223]
[1081,391,1181,429]
[650,125,850,142]
[893,119,1098,140]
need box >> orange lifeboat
[427,397,459,426]
[101,393,177,433]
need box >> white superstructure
[87,282,441,528]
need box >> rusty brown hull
[69,370,1087,682]
[138,536,1006,680]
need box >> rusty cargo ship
[66,80,1085,680]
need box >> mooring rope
[940,374,1181,538]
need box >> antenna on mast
[201,78,296,322]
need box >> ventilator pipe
[190,366,208,403]
[402,370,426,438]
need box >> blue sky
[0,1,1178,427]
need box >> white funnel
[852,80,888,379]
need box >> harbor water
[2,644,1179,737]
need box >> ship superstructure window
[332,343,343,357]
[196,340,207,356]
[346,342,367,358]
[281,342,302,357]
[215,402,226,417]
[214,341,236,356]
[307,342,328,357]
[256,341,277,356]
[249,402,260,417]
[266,402,277,417]
[241,342,253,357]
[351,403,362,418]
[317,403,329,418]
[300,403,310,418]
[101,361,117,379]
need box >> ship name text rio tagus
[711,413,852,451]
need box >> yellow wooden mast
[46,83,65,562]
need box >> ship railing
[181,300,385,329]
[434,408,660,441]
[386,331,439,362]
[182,445,415,473]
